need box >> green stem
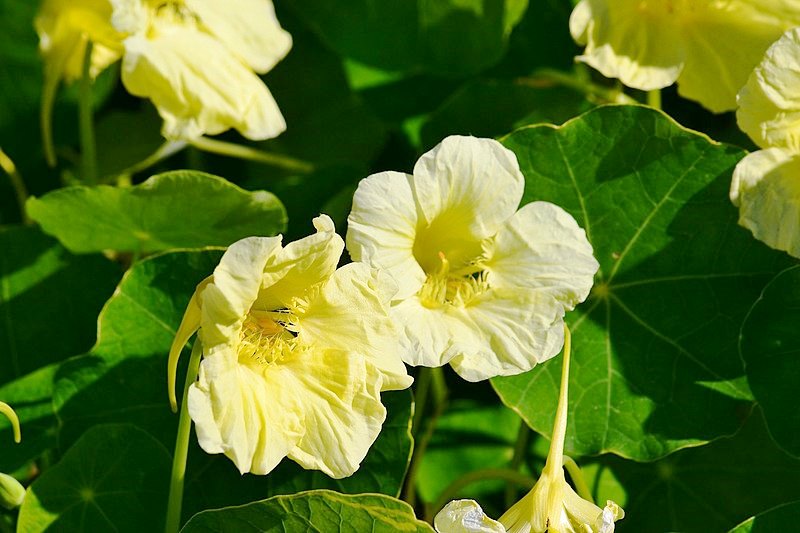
[563,456,593,503]
[79,41,97,185]
[504,423,530,506]
[428,468,537,522]
[113,140,188,183]
[189,136,315,174]
[411,368,433,435]
[403,367,448,509]
[0,148,31,224]
[526,69,638,105]
[165,341,202,533]
[647,89,662,110]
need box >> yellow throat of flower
[238,309,299,368]
[417,251,489,309]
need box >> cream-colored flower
[168,215,412,477]
[346,135,598,382]
[730,148,800,259]
[569,0,800,113]
[110,0,291,140]
[435,328,624,533]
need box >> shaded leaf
[729,501,800,533]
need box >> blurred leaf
[181,489,434,533]
[493,105,791,460]
[95,107,164,179]
[17,424,171,532]
[729,501,800,533]
[283,0,528,76]
[587,412,800,533]
[27,170,287,254]
[740,265,800,457]
[420,79,591,150]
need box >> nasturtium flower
[346,135,598,382]
[110,0,291,140]
[168,216,412,477]
[569,0,800,112]
[435,328,625,533]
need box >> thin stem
[563,456,593,503]
[525,69,638,105]
[0,401,21,443]
[113,140,188,183]
[189,136,315,174]
[165,341,202,533]
[647,89,662,110]
[428,468,537,522]
[0,148,31,224]
[542,324,571,477]
[504,423,531,506]
[411,367,433,435]
[79,41,97,185]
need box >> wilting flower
[435,328,625,533]
[110,0,292,140]
[732,28,800,259]
[569,0,800,112]
[346,135,598,382]
[168,216,412,477]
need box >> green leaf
[492,105,791,460]
[283,0,528,76]
[181,489,434,533]
[27,171,287,254]
[740,265,800,457]
[586,411,800,533]
[182,390,414,518]
[17,424,171,532]
[729,501,800,533]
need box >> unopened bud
[0,473,25,510]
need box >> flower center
[418,252,489,309]
[237,309,298,368]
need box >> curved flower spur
[346,135,599,382]
[167,215,412,477]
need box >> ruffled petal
[434,499,505,533]
[737,27,800,151]
[188,350,305,475]
[411,136,524,270]
[346,171,426,300]
[119,20,286,140]
[298,262,412,391]
[185,0,291,73]
[570,0,685,91]
[731,148,800,259]
[198,236,282,349]
[450,288,565,382]
[483,201,598,309]
[257,215,344,310]
[285,350,386,478]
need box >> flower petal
[412,136,524,266]
[737,27,800,151]
[256,215,344,310]
[483,201,598,309]
[450,288,565,381]
[298,262,412,391]
[434,499,505,533]
[188,351,305,475]
[285,350,386,478]
[119,21,286,140]
[570,0,685,91]
[346,171,426,300]
[185,0,291,73]
[731,148,800,259]
[199,236,282,349]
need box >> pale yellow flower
[435,329,624,533]
[346,136,598,382]
[168,216,412,477]
[110,0,291,140]
[569,0,800,112]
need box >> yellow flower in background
[732,28,800,259]
[435,329,625,533]
[168,216,412,477]
[569,0,800,113]
[110,0,292,140]
[346,135,598,382]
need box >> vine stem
[165,341,202,533]
[189,136,315,174]
[114,140,188,183]
[0,148,30,224]
[79,41,97,185]
[647,89,662,110]
[504,422,530,506]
